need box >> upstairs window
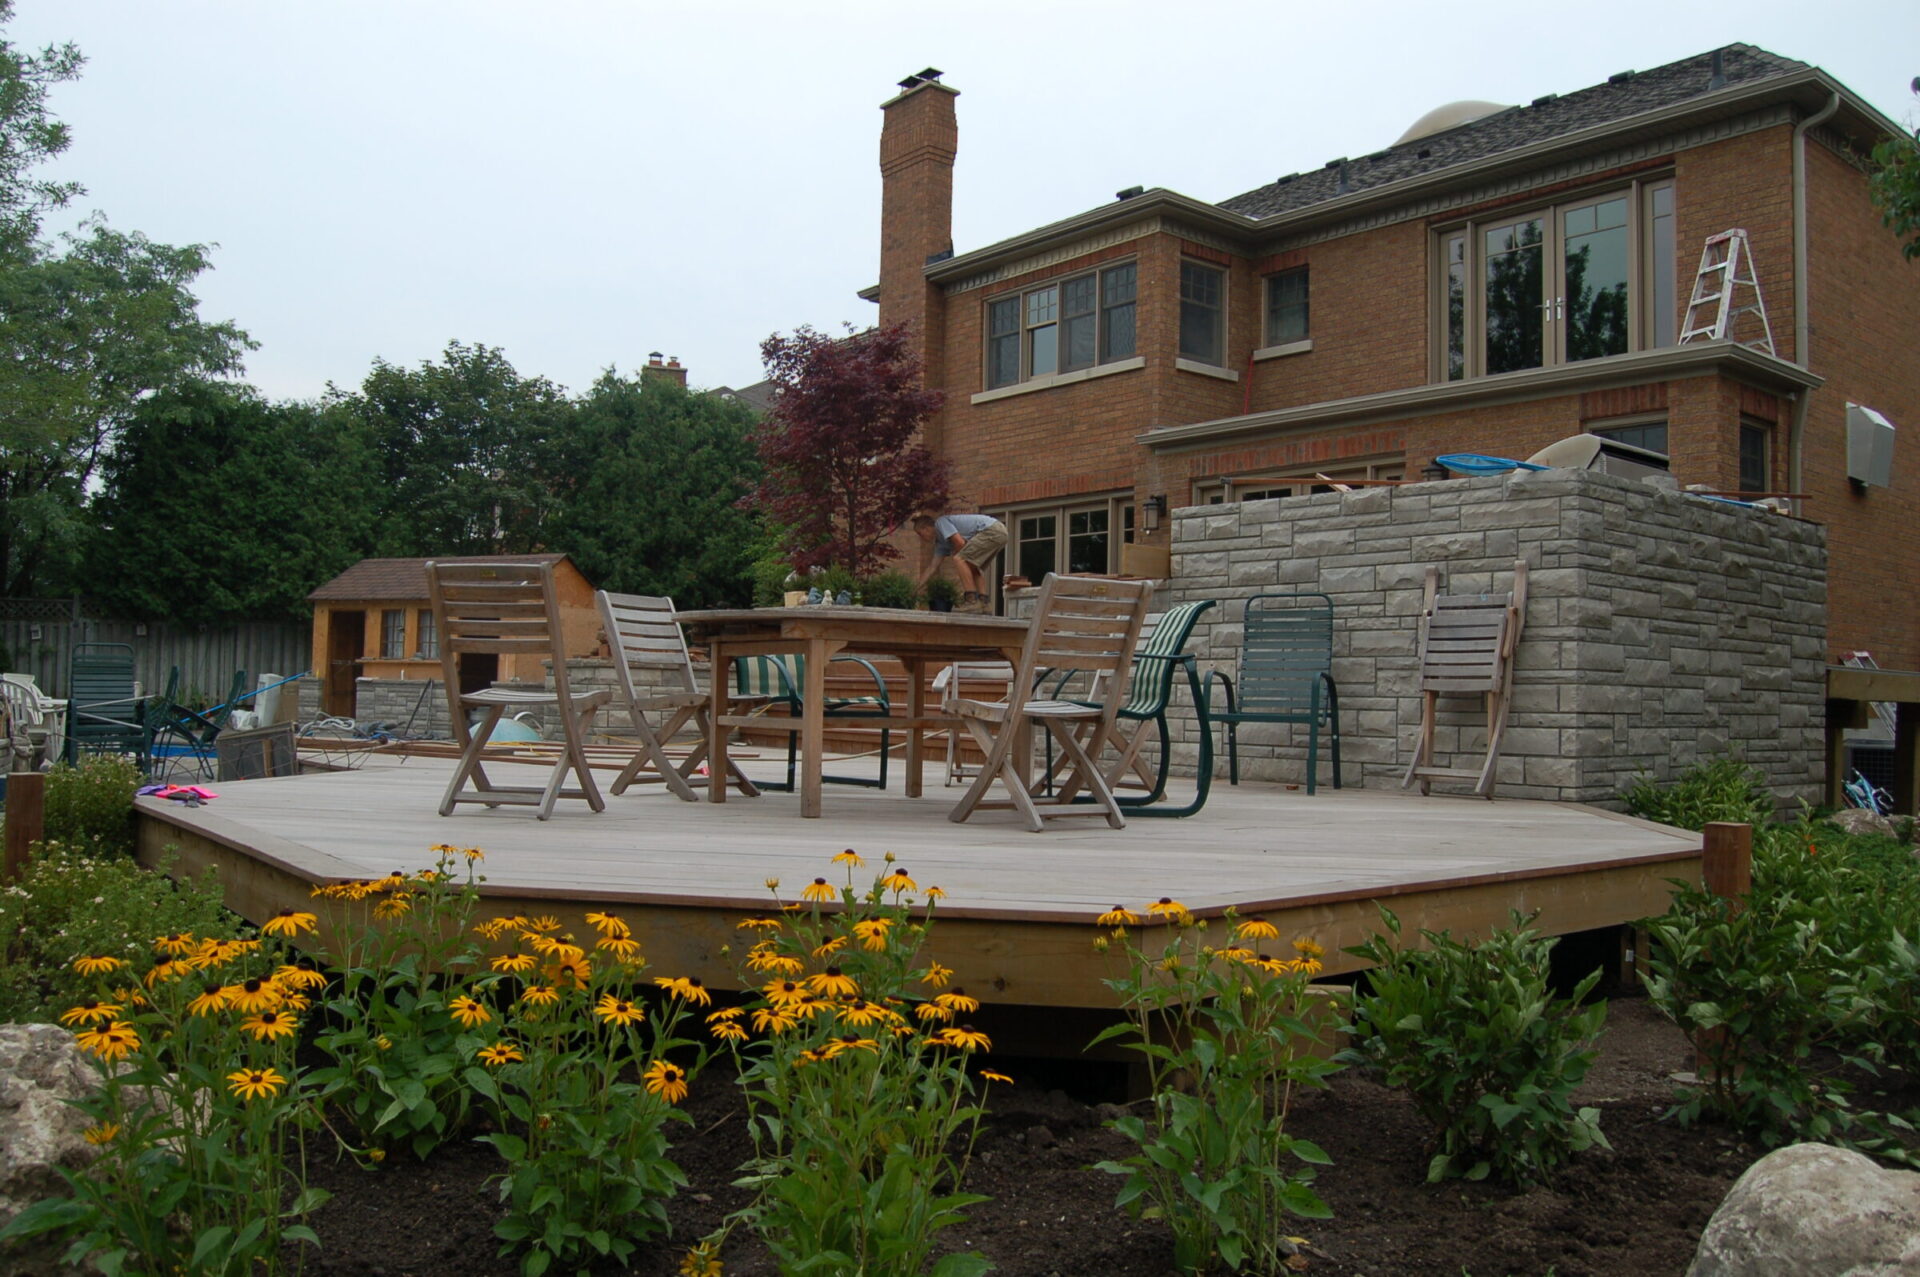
[985,262,1138,389]
[1179,261,1225,365]
[1439,178,1674,381]
[1739,421,1771,493]
[1265,267,1309,346]
[381,609,406,660]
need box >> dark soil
[291,995,1811,1277]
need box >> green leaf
[0,1196,91,1241]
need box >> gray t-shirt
[932,513,998,556]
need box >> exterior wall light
[1142,494,1167,533]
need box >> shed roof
[307,554,573,603]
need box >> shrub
[1343,909,1609,1185]
[0,842,232,1022]
[859,569,919,610]
[705,852,996,1276]
[43,753,146,855]
[1093,902,1338,1275]
[1641,816,1920,1158]
[923,576,959,609]
[1623,757,1772,830]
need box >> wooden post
[1696,821,1753,1078]
[4,770,46,883]
[1702,822,1753,903]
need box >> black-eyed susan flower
[764,978,805,1007]
[1097,906,1141,927]
[837,999,888,1027]
[186,983,230,1017]
[227,1067,287,1102]
[793,1047,826,1068]
[71,955,123,977]
[800,877,836,903]
[261,908,317,937]
[82,1122,121,1146]
[274,961,327,991]
[811,935,847,959]
[1236,916,1280,941]
[643,1060,689,1103]
[935,988,979,1014]
[980,1070,1014,1085]
[763,876,781,891]
[920,961,953,989]
[1146,897,1186,917]
[545,959,592,990]
[448,995,492,1028]
[655,975,711,1006]
[852,919,891,951]
[153,932,196,956]
[823,1035,878,1058]
[807,967,858,998]
[736,916,783,932]
[60,999,121,1026]
[458,846,485,862]
[584,910,629,938]
[595,994,645,1027]
[679,1240,723,1277]
[596,935,643,962]
[241,1009,299,1041]
[478,1042,524,1068]
[914,1001,952,1024]
[794,993,831,1020]
[528,915,562,933]
[491,951,536,974]
[520,983,558,1008]
[374,1035,393,1050]
[747,949,803,977]
[831,849,864,867]
[144,955,184,988]
[933,1025,991,1051]
[372,893,413,920]
[223,978,281,1014]
[75,1020,141,1061]
[924,885,947,901]
[706,1005,745,1023]
[1293,937,1326,960]
[880,867,917,893]
[709,1019,748,1044]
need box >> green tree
[541,369,763,608]
[341,341,568,557]
[84,380,380,624]
[0,1,83,258]
[1869,77,1920,260]
[0,222,251,596]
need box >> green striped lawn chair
[1049,598,1218,817]
[731,652,892,791]
[1204,592,1341,795]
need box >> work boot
[958,592,990,615]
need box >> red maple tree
[749,323,950,577]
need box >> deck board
[135,753,1701,1008]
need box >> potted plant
[923,577,959,613]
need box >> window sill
[970,356,1146,405]
[1175,358,1238,382]
[1253,339,1313,361]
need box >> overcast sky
[10,1,1915,402]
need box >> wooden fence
[0,599,308,705]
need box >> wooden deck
[135,753,1701,1010]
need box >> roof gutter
[1788,89,1843,514]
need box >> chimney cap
[896,66,944,90]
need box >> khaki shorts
[956,519,1008,569]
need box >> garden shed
[305,555,600,719]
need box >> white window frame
[1197,458,1406,505]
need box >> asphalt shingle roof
[307,554,568,603]
[1217,44,1807,221]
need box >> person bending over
[911,512,1007,614]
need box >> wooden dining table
[674,606,1030,818]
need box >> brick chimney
[878,70,957,379]
[641,350,687,389]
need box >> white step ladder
[1680,229,1774,355]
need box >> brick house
[870,46,1919,675]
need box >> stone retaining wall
[1149,468,1825,808]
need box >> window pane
[1017,514,1057,582]
[1739,424,1769,492]
[1650,184,1676,347]
[1062,269,1095,372]
[1593,422,1670,456]
[986,298,1020,387]
[1067,509,1109,574]
[416,608,437,658]
[1029,324,1057,377]
[1564,199,1629,362]
[381,609,405,659]
[1266,267,1309,344]
[1483,217,1544,375]
[1445,233,1467,381]
[1179,262,1224,363]
[1100,263,1137,362]
[1026,287,1058,325]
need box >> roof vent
[1608,69,1635,84]
[1115,185,1144,201]
[1417,147,1432,159]
[1530,93,1558,107]
[1323,157,1347,169]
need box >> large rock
[1826,808,1902,841]
[1688,1142,1920,1276]
[0,1023,100,1275]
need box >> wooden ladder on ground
[1680,229,1774,355]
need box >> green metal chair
[731,653,893,791]
[1204,593,1341,795]
[65,643,147,769]
[1046,599,1218,816]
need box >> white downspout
[1789,91,1842,512]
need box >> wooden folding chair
[429,560,611,820]
[947,574,1152,832]
[1402,561,1529,799]
[595,590,757,801]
